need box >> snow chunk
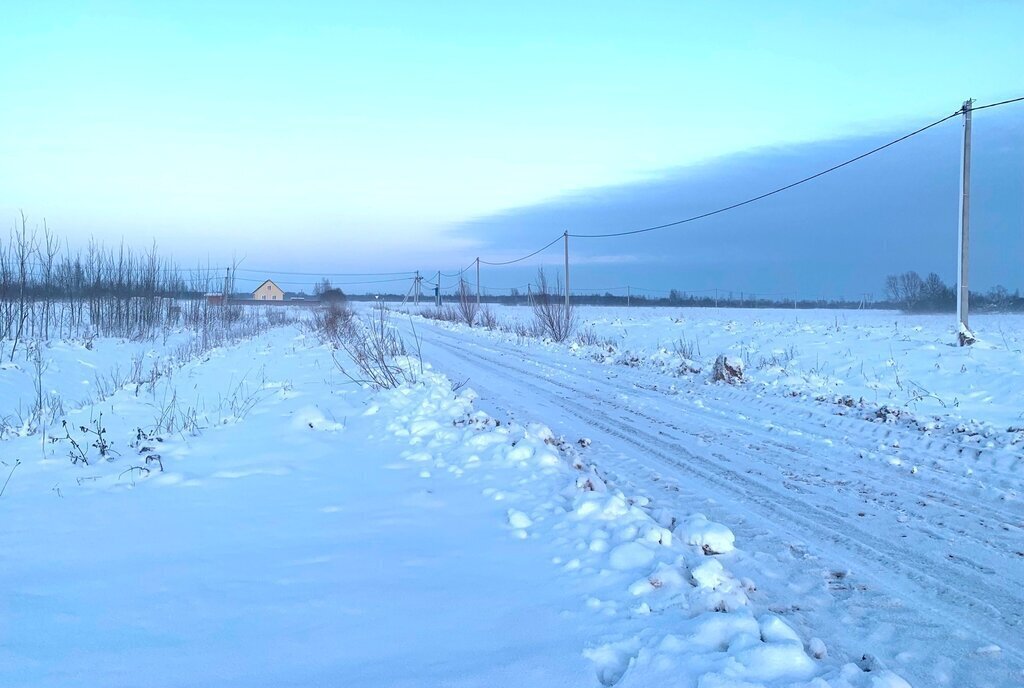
[573,493,631,521]
[409,419,441,436]
[628,562,687,596]
[677,513,736,555]
[507,509,533,529]
[729,642,816,682]
[757,614,801,645]
[608,541,655,570]
[506,444,535,462]
[711,355,744,384]
[692,559,730,590]
[291,405,344,431]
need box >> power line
[971,95,1024,112]
[565,96,1022,241]
[232,275,412,287]
[480,234,563,266]
[569,109,967,239]
[233,267,416,277]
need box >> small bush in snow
[574,327,612,347]
[531,269,577,343]
[311,301,355,344]
[456,279,478,326]
[673,336,701,361]
[419,306,460,323]
[332,305,421,390]
[478,306,498,330]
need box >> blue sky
[1,1,1022,295]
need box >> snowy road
[407,319,1024,687]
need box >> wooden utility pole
[957,99,975,345]
[563,231,570,310]
[414,270,420,305]
[475,258,480,307]
[626,285,631,307]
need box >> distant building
[253,279,285,301]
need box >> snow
[679,513,737,555]
[2,304,1021,686]
[431,305,1024,434]
[397,304,1024,686]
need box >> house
[252,279,285,301]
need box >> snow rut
[414,322,1024,685]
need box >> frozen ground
[1,305,1021,686]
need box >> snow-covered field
[1,304,1021,687]
[429,305,1024,435]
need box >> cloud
[454,109,1024,297]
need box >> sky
[1,1,1022,296]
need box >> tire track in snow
[426,325,1024,547]
[410,321,1024,684]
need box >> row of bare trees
[884,271,1024,313]
[420,269,578,341]
[1,214,226,354]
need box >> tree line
[884,271,1023,313]
[1,213,229,354]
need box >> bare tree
[531,268,577,342]
[10,211,37,361]
[456,278,478,326]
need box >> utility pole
[626,285,631,308]
[435,270,441,307]
[414,270,420,305]
[563,231,570,311]
[957,98,975,345]
[475,258,480,307]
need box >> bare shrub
[456,279,478,326]
[419,306,460,323]
[573,326,613,347]
[674,336,702,361]
[311,301,355,344]
[333,305,421,390]
[478,305,498,330]
[217,368,276,423]
[531,268,577,342]
[756,345,797,370]
[152,388,204,436]
[512,320,541,338]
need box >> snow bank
[371,359,909,687]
